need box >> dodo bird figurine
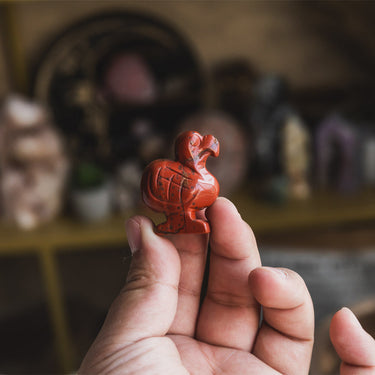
[141,130,220,234]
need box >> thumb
[94,216,181,347]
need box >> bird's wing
[159,163,198,205]
[146,160,198,209]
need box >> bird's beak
[202,135,220,157]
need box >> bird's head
[175,131,219,168]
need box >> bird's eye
[190,135,200,147]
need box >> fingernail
[264,267,288,279]
[218,197,242,218]
[226,198,242,218]
[126,218,142,254]
[341,307,362,327]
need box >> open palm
[80,198,375,374]
[79,198,313,374]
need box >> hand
[79,197,314,374]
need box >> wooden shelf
[0,215,130,254]
[232,189,375,235]
[0,190,374,254]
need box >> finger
[330,307,375,373]
[172,335,284,375]
[340,363,375,375]
[167,232,208,336]
[249,267,314,375]
[84,216,181,356]
[196,197,261,351]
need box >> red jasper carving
[141,130,220,234]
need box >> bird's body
[141,131,219,234]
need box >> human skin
[79,197,375,374]
[330,307,375,374]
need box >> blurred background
[0,1,374,373]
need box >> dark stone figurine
[141,130,220,235]
[316,113,360,192]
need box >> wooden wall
[1,1,374,95]
[0,17,10,98]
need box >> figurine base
[155,217,210,235]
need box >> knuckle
[124,268,156,292]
